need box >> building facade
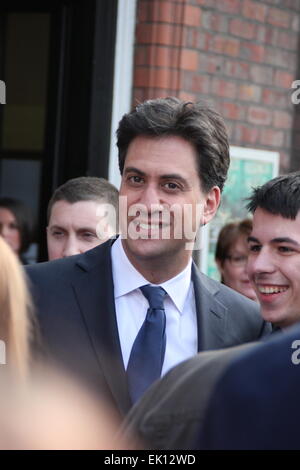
[0,0,299,260]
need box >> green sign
[205,147,279,280]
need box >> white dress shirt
[111,237,198,376]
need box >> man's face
[47,200,115,260]
[247,207,300,328]
[119,135,220,272]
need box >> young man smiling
[246,172,300,329]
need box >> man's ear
[202,186,221,226]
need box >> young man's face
[119,135,220,275]
[247,207,300,328]
[47,200,115,260]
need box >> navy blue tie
[127,285,167,404]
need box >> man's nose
[138,184,162,210]
[247,249,276,276]
[62,236,81,258]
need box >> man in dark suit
[26,97,270,418]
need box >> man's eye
[52,231,64,237]
[128,175,143,184]
[82,233,96,239]
[249,244,261,252]
[164,182,179,190]
[278,246,294,253]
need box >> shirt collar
[160,261,192,314]
[111,237,150,297]
[111,237,192,314]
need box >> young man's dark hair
[246,171,300,219]
[116,97,230,193]
[47,176,119,222]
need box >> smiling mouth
[139,223,160,230]
[257,285,289,295]
[134,221,170,230]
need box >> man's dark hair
[0,197,34,254]
[116,97,230,193]
[47,177,119,222]
[246,172,300,220]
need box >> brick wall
[133,0,300,172]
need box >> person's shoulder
[25,255,79,281]
[217,280,258,311]
[199,323,300,449]
[234,322,300,369]
[205,324,300,420]
[194,267,272,337]
[196,269,257,310]
[25,240,111,282]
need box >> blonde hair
[0,368,131,450]
[0,237,32,378]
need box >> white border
[108,0,137,189]
[230,146,280,172]
[200,147,280,273]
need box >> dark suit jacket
[198,325,300,450]
[26,239,271,418]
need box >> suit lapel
[192,264,228,351]
[70,246,229,411]
[71,241,131,415]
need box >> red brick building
[132,0,300,174]
[1,0,300,259]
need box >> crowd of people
[0,96,299,450]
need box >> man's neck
[121,241,193,284]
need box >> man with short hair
[246,172,300,329]
[26,98,270,418]
[47,177,118,260]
